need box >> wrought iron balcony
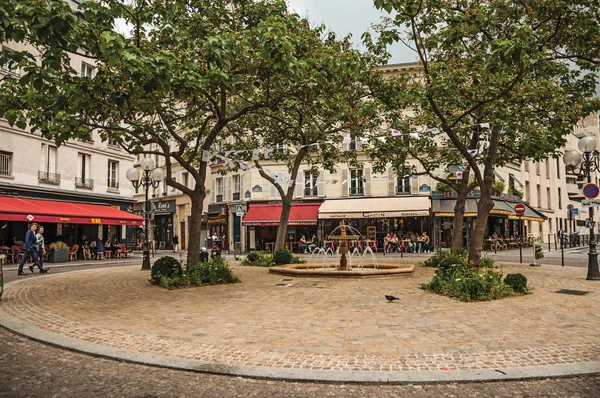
[396,185,411,195]
[107,180,119,189]
[38,171,60,185]
[349,187,364,196]
[75,177,94,189]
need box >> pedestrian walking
[32,225,47,272]
[18,223,48,275]
[172,234,179,252]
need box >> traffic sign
[583,183,600,199]
[514,203,526,215]
[235,204,243,216]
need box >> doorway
[180,221,186,250]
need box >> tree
[0,0,327,265]
[367,0,600,264]
[225,23,379,251]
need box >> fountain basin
[269,261,415,278]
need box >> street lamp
[563,135,600,280]
[126,158,165,270]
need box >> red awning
[0,197,143,226]
[242,203,320,226]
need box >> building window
[556,158,561,179]
[107,160,119,189]
[537,184,541,208]
[396,169,410,194]
[546,158,550,178]
[39,144,60,184]
[1,48,19,76]
[163,177,168,196]
[216,177,223,202]
[524,161,529,172]
[81,62,94,78]
[547,187,551,208]
[536,162,540,176]
[108,138,119,148]
[183,172,189,189]
[0,150,12,176]
[233,174,241,200]
[558,187,562,209]
[75,153,93,189]
[525,181,530,202]
[304,171,318,197]
[350,169,364,196]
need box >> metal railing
[396,185,411,195]
[38,171,60,184]
[107,180,119,189]
[75,177,94,189]
[349,187,364,196]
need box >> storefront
[206,204,228,250]
[242,201,321,251]
[317,197,431,250]
[0,196,142,247]
[152,200,175,250]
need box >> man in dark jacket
[18,223,49,275]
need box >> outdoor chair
[69,244,79,261]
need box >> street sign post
[514,203,526,215]
[514,204,526,263]
[235,204,243,216]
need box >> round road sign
[514,203,526,216]
[583,183,600,199]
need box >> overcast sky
[287,0,415,65]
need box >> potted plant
[492,181,505,196]
[48,241,69,263]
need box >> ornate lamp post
[563,136,600,280]
[126,158,164,270]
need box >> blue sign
[252,185,263,192]
[572,208,579,215]
[419,184,431,192]
[235,205,243,213]
[583,183,600,199]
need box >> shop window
[350,169,364,196]
[304,171,318,197]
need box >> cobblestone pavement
[1,257,599,383]
[1,327,599,398]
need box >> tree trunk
[186,192,205,265]
[274,199,293,251]
[469,190,495,266]
[451,169,472,253]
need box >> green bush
[478,254,495,268]
[273,249,293,265]
[241,252,274,267]
[186,256,240,285]
[246,252,259,262]
[151,256,182,284]
[504,273,528,293]
[422,250,450,267]
[534,239,544,259]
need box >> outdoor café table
[265,242,275,252]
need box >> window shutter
[40,144,48,172]
[342,132,350,151]
[240,174,244,197]
[356,137,363,152]
[295,171,305,198]
[317,172,325,197]
[412,176,419,192]
[211,178,216,202]
[388,167,395,195]
[364,167,371,196]
[84,155,91,179]
[225,176,231,201]
[341,168,349,197]
[48,146,57,173]
[77,153,83,180]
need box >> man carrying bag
[18,223,49,275]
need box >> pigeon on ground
[385,295,399,302]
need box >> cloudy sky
[287,0,415,64]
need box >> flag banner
[201,150,211,162]
[391,128,402,136]
[427,127,441,134]
[409,132,420,140]
[376,137,387,143]
[252,149,259,160]
[265,148,274,157]
[288,179,295,187]
[341,179,348,184]
[479,122,490,129]
[467,149,478,157]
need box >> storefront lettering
[154,200,176,213]
[90,218,101,224]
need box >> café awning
[318,197,430,219]
[432,199,478,217]
[432,198,545,222]
[0,196,143,226]
[242,203,320,226]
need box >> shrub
[151,256,182,284]
[478,254,495,268]
[246,252,259,262]
[534,239,544,259]
[241,252,274,267]
[273,249,293,265]
[504,273,528,293]
[187,256,240,285]
[422,250,450,267]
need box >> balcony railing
[38,171,60,185]
[349,187,364,196]
[107,180,119,189]
[396,185,411,195]
[75,177,94,189]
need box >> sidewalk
[1,256,599,383]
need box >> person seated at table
[95,238,105,259]
[308,235,318,252]
[82,240,92,260]
[490,232,501,251]
[299,235,308,253]
[390,233,399,253]
[89,238,97,259]
[211,244,221,257]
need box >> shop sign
[252,185,263,192]
[363,212,386,218]
[91,218,102,224]
[208,215,226,224]
[419,184,431,192]
[154,200,175,214]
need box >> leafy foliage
[273,249,293,265]
[155,256,239,289]
[241,252,274,267]
[151,256,183,284]
[504,273,529,293]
